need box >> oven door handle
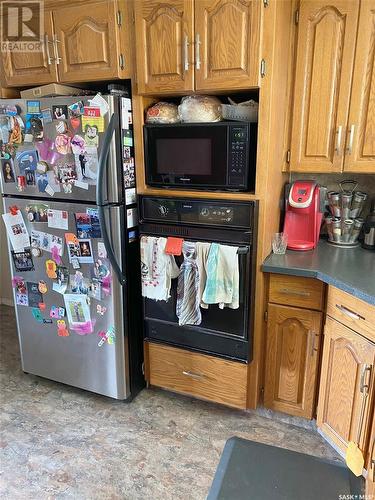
[237,246,250,255]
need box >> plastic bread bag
[178,95,223,123]
[146,102,179,124]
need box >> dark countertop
[262,241,375,306]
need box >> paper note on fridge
[2,211,30,251]
[47,209,69,230]
[30,230,64,256]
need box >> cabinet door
[1,11,58,87]
[194,0,261,91]
[366,413,375,494]
[344,0,375,173]
[264,304,322,419]
[134,0,194,94]
[290,1,359,172]
[52,2,121,83]
[317,317,375,456]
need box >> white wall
[0,204,14,306]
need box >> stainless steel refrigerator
[0,94,144,400]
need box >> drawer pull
[336,304,365,321]
[355,364,371,444]
[182,370,205,380]
[279,288,311,297]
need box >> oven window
[156,138,212,175]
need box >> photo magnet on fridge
[27,282,43,308]
[41,108,53,124]
[25,204,49,222]
[52,106,68,120]
[78,239,93,263]
[1,159,15,183]
[16,150,39,173]
[27,100,40,114]
[12,250,34,272]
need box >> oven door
[143,242,252,362]
[144,124,229,189]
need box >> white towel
[140,236,179,301]
[202,244,239,309]
[196,242,211,309]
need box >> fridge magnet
[63,294,92,331]
[127,207,138,229]
[123,158,135,188]
[67,241,80,262]
[12,276,26,293]
[123,130,133,147]
[98,326,116,347]
[57,319,69,337]
[38,280,48,294]
[31,307,43,322]
[52,106,68,120]
[71,257,80,269]
[75,212,91,238]
[27,282,43,308]
[83,106,100,118]
[83,124,99,147]
[16,175,26,192]
[36,138,61,165]
[39,302,46,311]
[74,179,88,190]
[71,135,86,155]
[128,230,137,243]
[16,150,38,173]
[2,210,30,251]
[101,274,111,297]
[52,265,69,294]
[68,101,84,118]
[74,148,98,181]
[12,250,34,272]
[27,100,41,114]
[47,209,68,230]
[41,108,53,124]
[0,115,10,143]
[70,271,90,295]
[96,304,107,316]
[89,278,102,301]
[125,187,136,206]
[50,306,60,319]
[58,307,65,317]
[1,158,15,183]
[16,293,29,306]
[46,259,57,279]
[31,230,63,256]
[44,184,55,197]
[35,172,48,193]
[92,259,110,280]
[88,94,109,116]
[25,203,48,222]
[0,143,17,159]
[81,114,104,133]
[70,116,81,131]
[25,116,44,141]
[54,161,77,190]
[78,239,93,263]
[97,241,107,259]
[55,134,71,155]
[55,120,68,134]
[9,115,24,144]
[25,170,35,186]
[0,104,18,116]
[123,146,131,159]
[31,247,42,258]
[86,208,101,237]
[36,161,48,174]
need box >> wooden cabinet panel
[290,1,359,172]
[145,342,248,409]
[134,0,194,94]
[317,317,375,456]
[52,2,121,82]
[268,274,325,311]
[264,304,322,418]
[326,286,375,343]
[1,12,58,87]
[344,0,375,173]
[194,0,261,91]
[366,413,375,490]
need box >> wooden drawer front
[269,274,325,310]
[146,343,247,409]
[327,286,375,342]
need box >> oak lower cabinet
[264,303,322,418]
[145,342,248,409]
[317,316,375,457]
[366,414,375,495]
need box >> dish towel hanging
[140,236,179,301]
[202,243,239,309]
[176,241,201,326]
[196,242,211,309]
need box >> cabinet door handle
[44,34,54,65]
[279,288,311,297]
[335,304,365,321]
[184,35,189,71]
[355,364,371,444]
[195,33,201,70]
[53,34,62,64]
[346,124,355,155]
[182,370,204,380]
[335,125,343,155]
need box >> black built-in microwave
[143,121,257,192]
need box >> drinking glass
[272,232,288,254]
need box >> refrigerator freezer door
[0,96,123,204]
[2,196,130,399]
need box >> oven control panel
[199,206,234,223]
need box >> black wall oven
[144,122,257,192]
[139,196,258,362]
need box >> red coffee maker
[283,180,323,251]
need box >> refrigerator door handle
[97,115,126,286]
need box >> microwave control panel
[228,125,249,186]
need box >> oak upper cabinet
[1,11,58,87]
[290,1,360,172]
[134,0,195,94]
[194,0,261,91]
[264,303,322,418]
[52,2,124,83]
[344,0,375,173]
[317,317,375,456]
